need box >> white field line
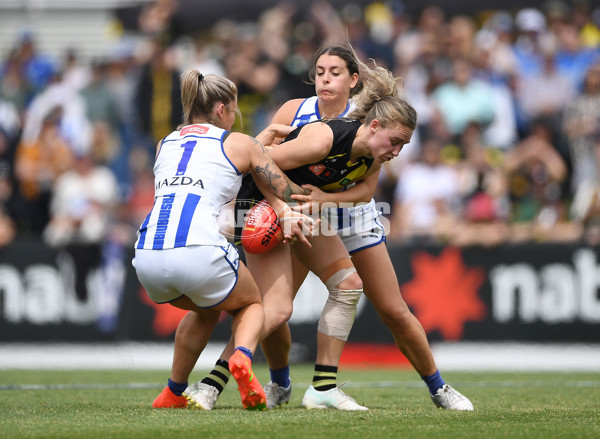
[2,379,600,391]
[0,342,599,371]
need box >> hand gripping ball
[241,200,283,254]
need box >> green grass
[1,366,599,439]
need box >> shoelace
[333,383,359,403]
[443,386,461,403]
[337,380,350,389]
[265,384,280,399]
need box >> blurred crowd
[0,0,599,252]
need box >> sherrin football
[241,199,283,254]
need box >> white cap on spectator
[515,8,547,33]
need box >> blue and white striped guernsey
[290,96,353,128]
[135,124,243,250]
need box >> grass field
[1,365,599,439]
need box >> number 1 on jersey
[176,140,197,176]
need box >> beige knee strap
[319,257,355,288]
[317,287,362,341]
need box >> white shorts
[322,198,386,254]
[133,243,240,308]
[339,218,386,254]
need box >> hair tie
[198,73,204,83]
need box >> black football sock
[201,359,230,394]
[312,364,337,391]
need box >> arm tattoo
[254,161,281,186]
[254,162,308,202]
[250,136,267,152]
[251,135,309,201]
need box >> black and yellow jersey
[283,118,374,191]
[234,118,374,242]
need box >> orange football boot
[152,386,188,409]
[229,350,267,411]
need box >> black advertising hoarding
[1,238,599,344]
[352,244,600,344]
[0,238,131,341]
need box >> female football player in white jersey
[188,43,472,412]
[134,70,316,411]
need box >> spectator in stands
[137,0,179,42]
[394,5,446,76]
[554,20,599,92]
[0,128,16,247]
[80,61,119,133]
[11,30,56,94]
[134,37,182,156]
[0,98,20,147]
[43,144,118,246]
[60,48,91,93]
[446,15,478,60]
[19,67,92,157]
[104,48,140,199]
[43,146,119,299]
[0,98,20,246]
[452,122,510,247]
[430,56,495,143]
[79,61,121,181]
[512,7,551,79]
[503,118,579,242]
[222,24,281,134]
[189,37,225,78]
[570,136,600,245]
[472,18,519,150]
[479,12,519,80]
[563,62,600,195]
[390,137,460,243]
[393,6,446,157]
[517,48,576,135]
[13,106,74,234]
[572,0,600,48]
[0,206,15,247]
[511,7,558,135]
[126,149,155,232]
[0,52,34,121]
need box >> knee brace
[317,258,363,341]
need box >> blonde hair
[179,70,241,127]
[348,53,417,131]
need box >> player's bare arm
[255,124,294,146]
[269,122,333,170]
[248,136,308,202]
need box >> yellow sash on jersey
[319,161,370,191]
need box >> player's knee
[186,310,220,329]
[318,286,362,341]
[273,306,293,328]
[378,303,414,332]
[175,313,218,347]
[336,272,362,291]
[319,257,361,290]
[265,304,293,333]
